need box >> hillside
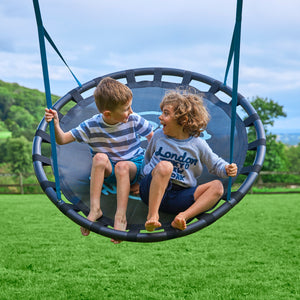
[0,80,59,140]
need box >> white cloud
[241,66,300,93]
[272,117,300,133]
[0,52,41,80]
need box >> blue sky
[0,0,299,133]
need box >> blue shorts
[104,155,144,185]
[139,172,197,214]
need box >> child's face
[107,99,133,124]
[159,104,187,139]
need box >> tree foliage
[250,96,287,130]
[285,143,300,172]
[0,86,14,119]
[245,96,288,172]
[1,136,32,174]
[0,80,59,141]
[0,80,60,174]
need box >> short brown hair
[93,77,132,112]
[160,91,210,137]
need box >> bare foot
[80,209,103,236]
[130,182,140,195]
[171,214,187,230]
[111,214,127,244]
[145,218,162,232]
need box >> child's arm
[225,163,238,177]
[146,131,154,142]
[44,108,75,145]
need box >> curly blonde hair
[160,91,210,137]
[94,77,132,112]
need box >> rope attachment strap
[223,0,243,201]
[32,0,62,201]
[43,28,82,88]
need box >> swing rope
[223,0,243,201]
[33,0,83,201]
[43,28,82,88]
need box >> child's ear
[102,110,111,118]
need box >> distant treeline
[0,79,59,141]
[0,80,59,174]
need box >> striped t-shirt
[70,112,152,162]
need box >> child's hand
[225,163,237,177]
[45,108,58,123]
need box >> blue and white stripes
[71,113,152,161]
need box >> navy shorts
[139,172,197,215]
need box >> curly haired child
[139,91,237,231]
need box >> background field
[1,194,299,300]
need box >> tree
[6,105,36,140]
[283,144,300,184]
[286,144,300,172]
[0,80,60,143]
[4,136,32,174]
[245,96,288,173]
[0,86,14,119]
[248,96,286,132]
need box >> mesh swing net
[33,67,266,242]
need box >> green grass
[251,186,300,193]
[1,194,299,300]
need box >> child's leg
[171,180,224,230]
[145,161,173,231]
[110,160,137,244]
[129,181,140,195]
[81,153,112,236]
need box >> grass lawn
[0,194,299,300]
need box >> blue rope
[223,24,236,86]
[43,28,82,87]
[224,0,243,201]
[33,0,62,201]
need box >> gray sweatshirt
[142,129,228,187]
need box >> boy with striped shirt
[45,77,153,243]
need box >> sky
[0,0,299,133]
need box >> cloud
[241,66,300,93]
[0,38,14,52]
[272,117,300,132]
[0,52,41,79]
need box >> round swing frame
[32,67,266,242]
